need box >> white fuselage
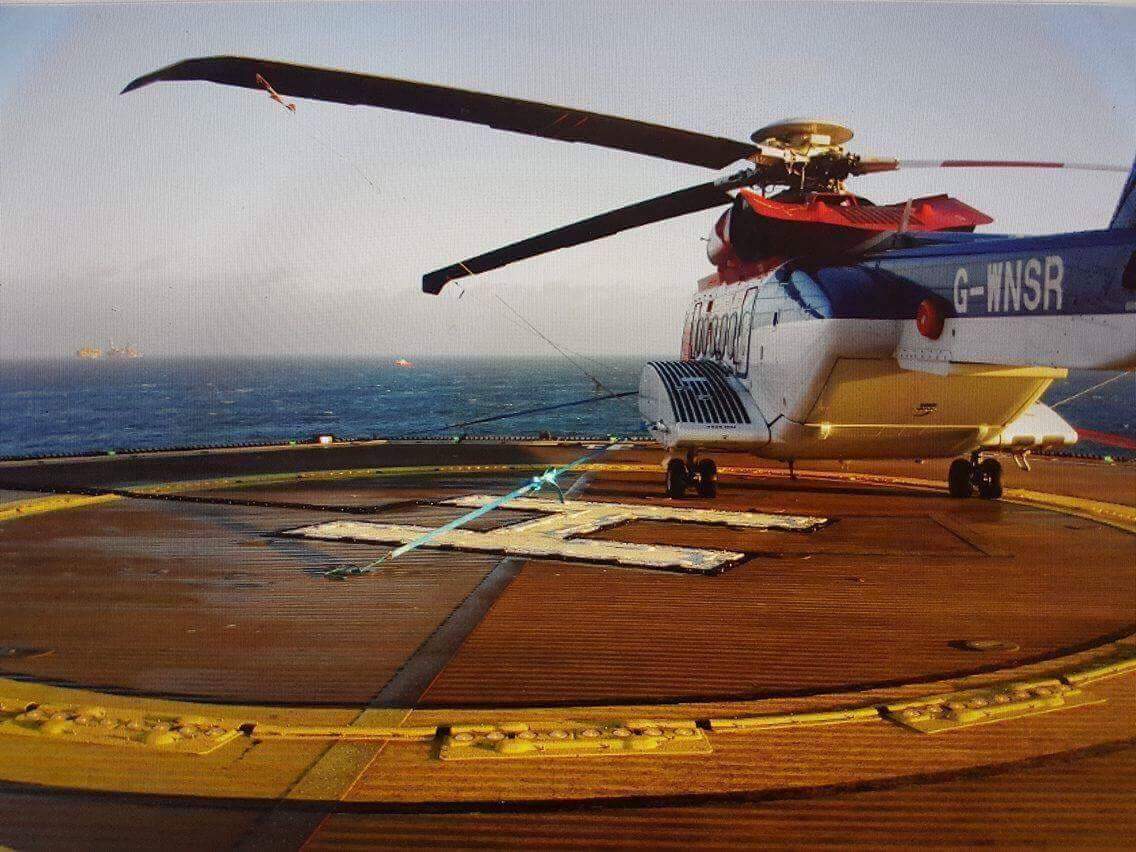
[642,230,1136,461]
[676,280,1063,459]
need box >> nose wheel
[665,458,688,498]
[695,459,718,497]
[948,455,1003,499]
[665,457,717,498]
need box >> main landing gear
[948,452,1003,500]
[665,454,717,499]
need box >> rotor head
[750,119,854,153]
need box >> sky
[1,0,1134,359]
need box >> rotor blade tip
[120,56,231,95]
[120,75,150,94]
[120,60,188,95]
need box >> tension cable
[491,294,621,397]
[255,74,642,434]
[1050,370,1132,409]
[257,73,386,197]
[437,391,636,432]
[324,439,627,578]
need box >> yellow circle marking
[0,459,1133,801]
[1,461,1132,532]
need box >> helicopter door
[733,287,758,377]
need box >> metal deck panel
[0,444,1130,847]
[308,743,1136,848]
[420,479,1135,706]
[0,498,501,705]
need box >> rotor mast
[747,119,857,193]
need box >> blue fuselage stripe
[752,228,1136,321]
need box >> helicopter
[123,57,1136,500]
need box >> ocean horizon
[1,355,1131,460]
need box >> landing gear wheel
[976,458,1003,500]
[695,459,718,498]
[948,459,974,499]
[665,459,689,499]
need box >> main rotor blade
[422,180,734,294]
[122,56,757,170]
[853,158,1129,176]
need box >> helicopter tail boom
[1110,153,1136,230]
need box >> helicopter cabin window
[734,287,759,376]
[681,308,696,359]
[741,288,758,318]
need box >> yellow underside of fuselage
[772,359,1066,459]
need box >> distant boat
[393,358,414,368]
[75,346,102,360]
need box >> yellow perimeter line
[1,462,1133,533]
[1,641,1132,749]
[0,493,120,523]
[0,462,1132,797]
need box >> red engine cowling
[705,191,991,276]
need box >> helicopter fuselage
[640,226,1136,462]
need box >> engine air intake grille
[647,360,751,425]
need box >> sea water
[0,357,1131,459]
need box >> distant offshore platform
[75,340,142,359]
